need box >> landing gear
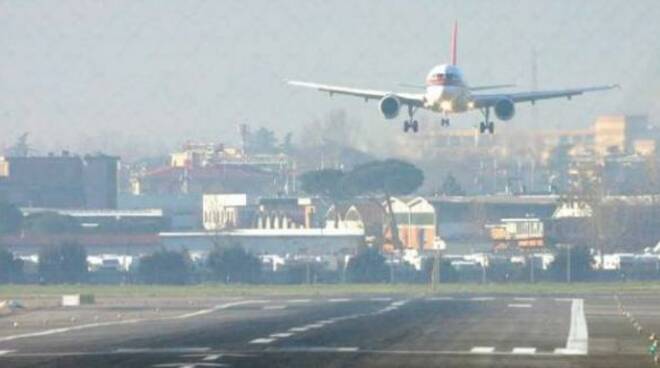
[479,121,495,134]
[403,104,419,133]
[403,120,419,133]
[479,107,495,134]
[441,118,450,127]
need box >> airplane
[287,22,618,134]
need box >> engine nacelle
[379,94,401,119]
[494,98,515,121]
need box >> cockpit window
[427,72,460,86]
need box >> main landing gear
[403,104,419,133]
[441,118,450,127]
[479,107,495,134]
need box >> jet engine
[494,98,515,121]
[379,94,401,119]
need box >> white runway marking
[508,303,532,308]
[263,305,286,310]
[471,346,495,353]
[336,347,359,352]
[0,350,15,356]
[270,333,293,338]
[114,348,211,354]
[305,323,325,329]
[288,299,311,303]
[512,347,537,354]
[370,297,392,302]
[202,354,222,361]
[0,300,263,344]
[249,338,275,344]
[426,296,455,301]
[289,327,310,332]
[278,346,359,353]
[470,297,495,301]
[563,298,588,355]
[328,298,351,303]
[514,297,536,302]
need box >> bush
[548,246,594,282]
[346,247,389,283]
[38,243,88,284]
[207,245,261,283]
[422,258,458,283]
[0,247,23,283]
[25,212,81,234]
[138,249,192,285]
[0,202,22,235]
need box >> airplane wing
[287,81,425,107]
[472,84,619,108]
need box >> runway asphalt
[1,293,658,367]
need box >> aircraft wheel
[488,122,495,134]
[403,120,410,133]
[412,120,419,133]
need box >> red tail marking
[450,21,458,65]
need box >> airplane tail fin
[450,21,458,65]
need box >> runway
[0,293,657,367]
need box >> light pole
[567,244,572,283]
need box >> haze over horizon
[1,0,659,158]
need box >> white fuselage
[423,64,472,114]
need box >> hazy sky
[1,0,659,157]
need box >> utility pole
[567,244,572,283]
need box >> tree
[299,169,348,227]
[138,249,192,285]
[280,132,294,154]
[346,247,389,283]
[548,246,593,282]
[344,159,424,249]
[440,173,465,196]
[246,127,278,154]
[0,202,22,235]
[207,245,261,283]
[562,164,628,266]
[0,247,23,283]
[38,243,88,284]
[24,212,81,234]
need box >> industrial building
[202,194,316,231]
[0,153,118,209]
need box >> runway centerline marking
[426,296,455,301]
[471,346,495,353]
[508,303,532,308]
[563,298,588,355]
[270,332,294,338]
[287,299,311,303]
[470,297,495,301]
[512,347,537,354]
[263,305,286,310]
[289,327,311,332]
[202,354,222,361]
[328,298,351,303]
[0,350,15,356]
[514,297,536,302]
[249,338,275,344]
